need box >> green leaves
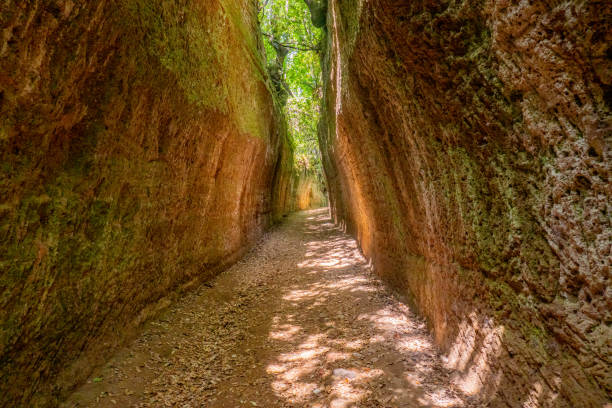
[259,0,323,174]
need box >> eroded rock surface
[319,1,611,406]
[0,1,295,406]
[2,0,610,406]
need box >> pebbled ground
[64,209,471,408]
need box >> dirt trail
[65,209,471,408]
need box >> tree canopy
[258,0,324,178]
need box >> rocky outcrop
[319,1,611,406]
[0,0,294,406]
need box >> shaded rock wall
[320,0,611,406]
[271,121,300,221]
[0,0,294,406]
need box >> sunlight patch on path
[63,209,470,408]
[265,209,467,407]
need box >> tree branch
[262,32,320,52]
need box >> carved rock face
[0,0,295,405]
[319,1,611,406]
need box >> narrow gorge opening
[258,0,328,210]
[1,1,609,407]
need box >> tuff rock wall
[296,170,327,210]
[319,1,611,406]
[0,0,295,406]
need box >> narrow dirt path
[65,209,470,408]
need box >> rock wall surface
[0,0,294,406]
[319,0,611,406]
[296,170,327,210]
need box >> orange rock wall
[319,1,611,406]
[0,0,294,406]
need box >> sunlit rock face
[319,0,611,406]
[0,0,294,405]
